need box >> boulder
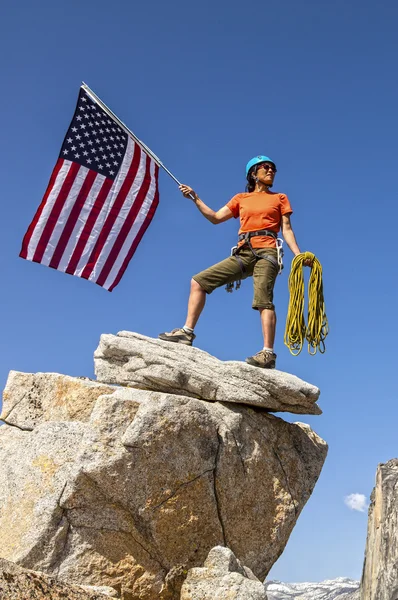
[0,376,327,599]
[360,459,398,600]
[94,332,321,415]
[0,333,327,599]
[180,546,267,599]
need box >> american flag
[20,86,159,291]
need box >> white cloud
[344,493,368,512]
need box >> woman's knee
[190,278,204,292]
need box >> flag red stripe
[49,169,98,270]
[19,159,65,259]
[32,162,81,263]
[65,177,113,275]
[80,143,142,280]
[108,166,160,291]
[96,155,153,287]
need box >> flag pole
[81,82,184,188]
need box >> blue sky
[1,0,398,583]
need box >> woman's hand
[179,184,197,200]
[180,188,233,224]
[293,252,313,267]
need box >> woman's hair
[245,165,258,193]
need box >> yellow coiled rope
[284,252,329,355]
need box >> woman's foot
[245,349,276,369]
[158,328,196,346]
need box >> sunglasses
[257,163,277,174]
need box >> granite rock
[0,370,114,430]
[180,546,267,599]
[361,459,398,600]
[0,333,327,599]
[94,332,321,415]
[0,376,327,598]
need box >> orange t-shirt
[226,191,293,248]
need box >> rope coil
[284,252,329,355]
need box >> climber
[159,155,312,369]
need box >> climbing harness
[284,252,329,355]
[225,229,282,293]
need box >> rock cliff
[0,332,327,599]
[360,459,398,600]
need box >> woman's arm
[281,214,301,255]
[179,184,233,224]
[281,214,312,266]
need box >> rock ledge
[94,331,321,415]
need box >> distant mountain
[265,577,360,600]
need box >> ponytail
[245,165,257,192]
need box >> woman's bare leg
[259,308,276,349]
[184,279,207,329]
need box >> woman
[159,155,310,369]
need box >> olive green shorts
[193,247,279,310]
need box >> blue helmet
[246,155,276,177]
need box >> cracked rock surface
[361,459,398,600]
[0,339,327,599]
[180,546,267,599]
[0,371,115,431]
[94,332,321,415]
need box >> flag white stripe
[102,160,157,290]
[56,173,106,273]
[74,137,137,275]
[86,143,148,282]
[26,161,72,261]
[40,166,89,267]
